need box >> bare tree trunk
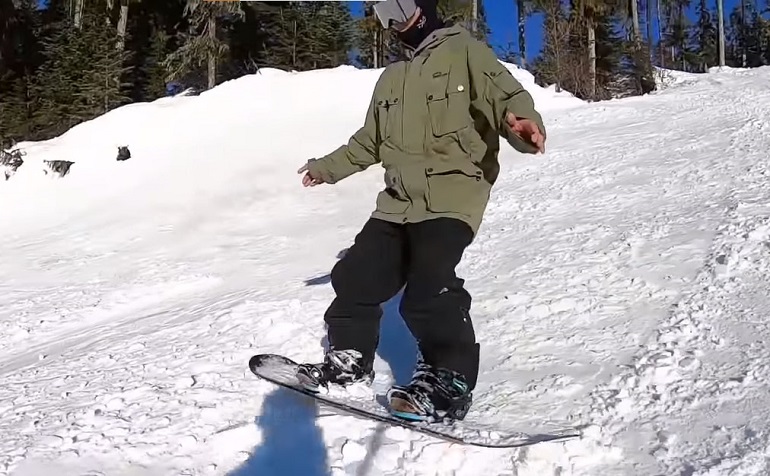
[630,0,649,93]
[553,17,563,92]
[552,4,572,94]
[292,19,297,67]
[631,0,641,41]
[679,5,686,70]
[656,0,664,66]
[517,0,526,68]
[471,0,478,35]
[588,19,596,98]
[74,0,83,28]
[646,0,653,62]
[104,57,110,112]
[116,0,129,51]
[372,27,379,68]
[740,0,746,66]
[631,0,643,72]
[717,0,725,66]
[207,15,216,89]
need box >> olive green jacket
[307,23,546,235]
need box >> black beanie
[396,0,445,49]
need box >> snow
[1,60,770,476]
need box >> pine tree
[659,0,696,70]
[533,0,630,100]
[303,2,355,69]
[517,0,533,67]
[615,0,655,94]
[223,2,272,76]
[438,0,490,43]
[726,1,765,67]
[0,0,18,67]
[570,0,611,98]
[29,10,132,140]
[531,0,573,92]
[0,0,44,143]
[354,1,382,68]
[354,1,408,68]
[244,2,319,71]
[118,0,187,101]
[163,0,244,90]
[694,0,718,70]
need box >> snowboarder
[295,0,546,422]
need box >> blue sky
[349,0,748,62]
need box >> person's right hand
[298,162,324,187]
[505,113,545,154]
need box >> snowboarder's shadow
[232,290,416,476]
[304,274,332,286]
[316,289,417,473]
[376,289,419,387]
[228,388,330,476]
[303,247,350,286]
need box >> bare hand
[298,162,324,187]
[505,113,545,154]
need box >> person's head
[373,0,444,49]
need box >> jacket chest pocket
[425,66,470,137]
[376,96,400,142]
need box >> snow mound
[0,60,581,231]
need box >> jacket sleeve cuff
[501,107,546,154]
[306,148,359,184]
[502,123,541,154]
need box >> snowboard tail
[248,353,581,448]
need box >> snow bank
[0,61,581,233]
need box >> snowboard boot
[386,363,472,422]
[296,349,374,393]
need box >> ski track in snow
[1,65,769,475]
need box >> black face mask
[395,0,444,49]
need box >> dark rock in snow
[1,148,24,181]
[44,160,74,177]
[116,146,131,161]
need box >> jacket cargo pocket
[376,167,410,214]
[426,67,469,137]
[424,160,490,216]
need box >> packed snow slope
[2,62,770,476]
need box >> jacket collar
[407,23,465,58]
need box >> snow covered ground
[1,62,769,476]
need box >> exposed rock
[1,148,24,181]
[43,160,74,177]
[116,146,131,161]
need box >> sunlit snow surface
[1,64,769,475]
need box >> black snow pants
[323,217,480,390]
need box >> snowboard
[248,353,581,448]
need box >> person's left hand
[505,112,545,154]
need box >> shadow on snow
[226,389,330,476]
[230,245,419,475]
[303,247,349,287]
